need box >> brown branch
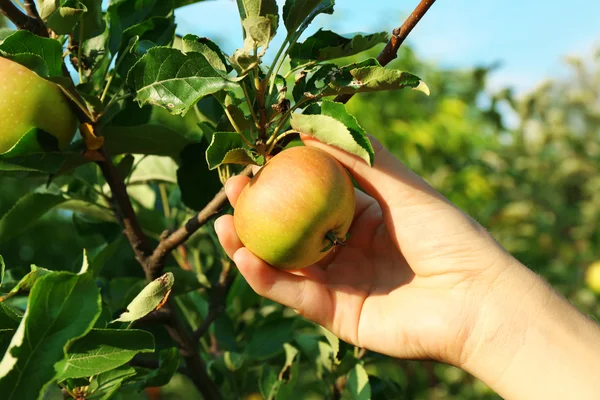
[96,147,153,276]
[163,299,223,400]
[146,165,253,280]
[0,0,48,37]
[334,0,436,104]
[193,260,236,342]
[0,0,32,30]
[23,0,40,20]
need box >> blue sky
[174,0,600,95]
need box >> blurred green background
[2,6,600,399]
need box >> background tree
[0,0,599,399]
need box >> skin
[216,134,600,399]
[0,57,78,153]
[234,146,355,269]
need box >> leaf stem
[268,95,317,145]
[241,80,259,134]
[215,96,254,148]
[265,129,297,154]
[77,21,84,84]
[283,61,316,79]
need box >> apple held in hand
[0,57,78,154]
[234,146,356,270]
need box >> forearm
[463,259,600,400]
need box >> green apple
[234,146,356,270]
[0,56,78,154]
[585,261,600,294]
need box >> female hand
[215,135,600,400]
[215,135,512,366]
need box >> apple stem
[321,230,348,252]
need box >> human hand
[215,135,514,367]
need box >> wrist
[461,257,600,399]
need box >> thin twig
[193,260,236,342]
[146,166,253,280]
[334,0,436,104]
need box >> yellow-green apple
[0,56,78,154]
[233,146,356,269]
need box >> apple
[0,57,78,154]
[585,261,600,294]
[234,146,356,269]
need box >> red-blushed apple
[0,56,78,154]
[233,146,356,269]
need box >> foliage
[0,0,598,399]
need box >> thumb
[300,134,449,211]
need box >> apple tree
[0,0,436,399]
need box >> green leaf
[259,365,279,400]
[236,0,278,20]
[0,303,21,330]
[177,141,223,211]
[0,28,15,42]
[45,0,86,35]
[290,29,388,66]
[346,363,371,400]
[246,318,294,360]
[206,131,258,170]
[143,347,181,387]
[112,272,175,323]
[326,62,430,96]
[282,0,334,35]
[103,123,192,159]
[120,16,176,63]
[127,47,239,116]
[129,155,178,184]
[88,366,137,399]
[0,192,68,243]
[0,265,53,302]
[275,343,300,399]
[182,34,229,72]
[0,272,101,400]
[76,0,106,40]
[242,15,277,54]
[0,30,64,77]
[290,100,374,165]
[320,326,340,364]
[174,0,210,7]
[107,0,174,55]
[0,255,4,287]
[58,329,154,379]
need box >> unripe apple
[585,261,600,294]
[234,146,356,270]
[0,57,78,154]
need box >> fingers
[232,247,332,323]
[214,215,242,260]
[215,213,332,323]
[301,134,448,211]
[224,175,251,208]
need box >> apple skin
[0,57,78,154]
[234,146,356,270]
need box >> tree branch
[334,0,436,104]
[0,0,48,37]
[163,299,223,400]
[0,0,32,29]
[146,165,253,280]
[193,260,236,342]
[23,0,40,20]
[96,147,153,277]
